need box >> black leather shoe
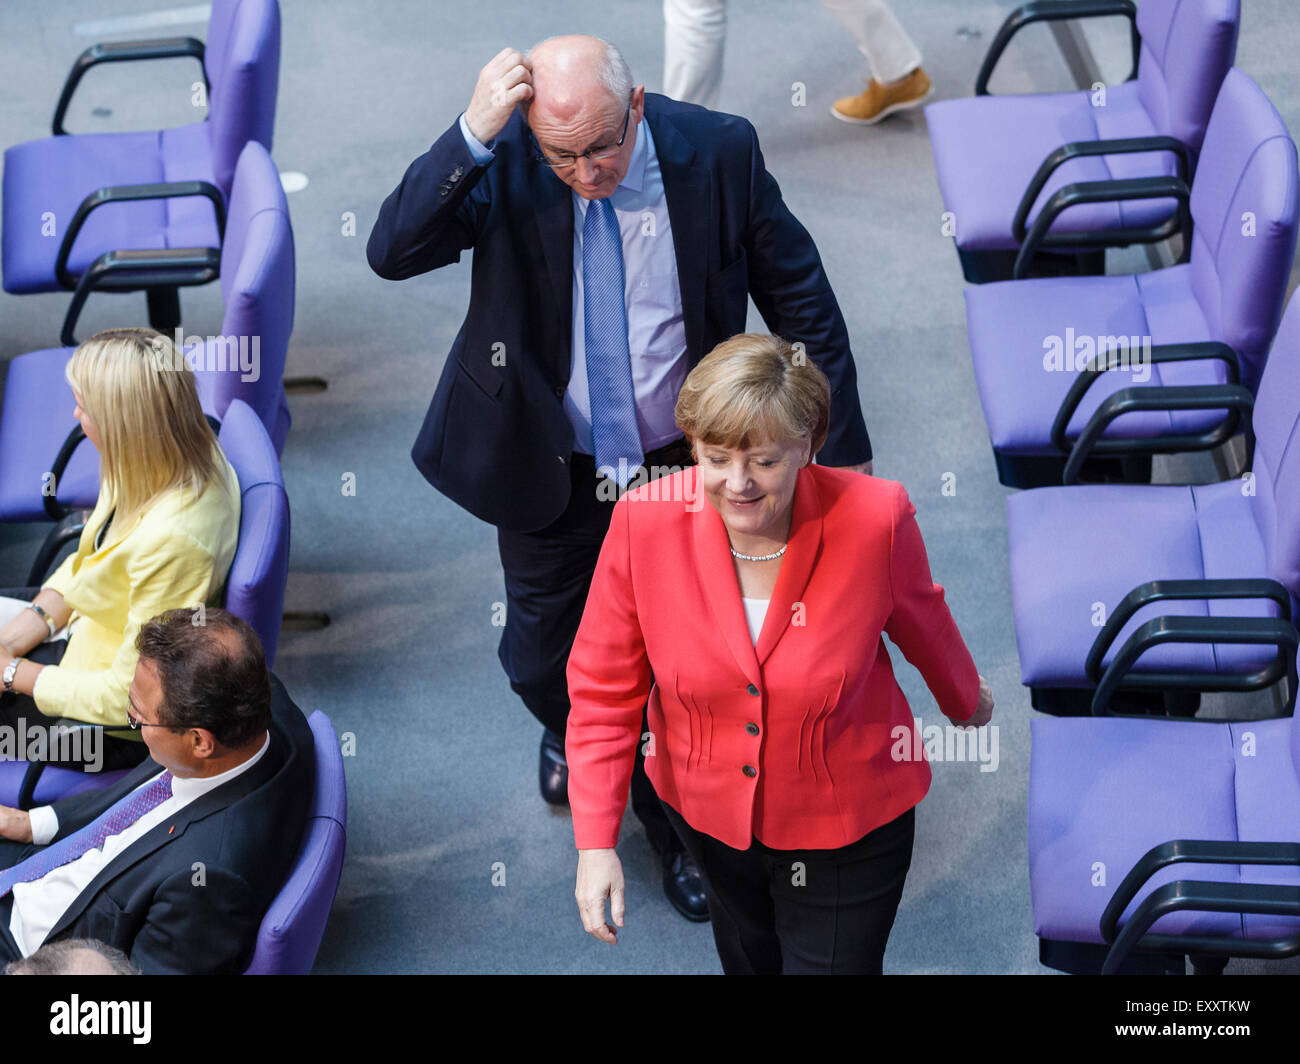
[539,729,569,806]
[663,852,710,922]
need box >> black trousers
[0,586,146,773]
[496,439,695,860]
[660,798,916,974]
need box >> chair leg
[282,611,331,631]
[1189,953,1229,975]
[146,287,182,334]
[284,376,328,394]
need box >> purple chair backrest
[1135,0,1239,151]
[217,399,290,666]
[244,710,346,975]
[211,139,295,453]
[1252,291,1300,610]
[1187,68,1300,393]
[204,0,281,198]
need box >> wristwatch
[3,658,20,693]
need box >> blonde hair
[65,327,229,530]
[675,333,830,455]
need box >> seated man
[0,608,313,974]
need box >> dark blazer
[367,93,873,532]
[0,674,313,974]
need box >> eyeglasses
[533,105,631,168]
[126,699,177,730]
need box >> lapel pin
[168,826,175,835]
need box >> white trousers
[663,0,922,109]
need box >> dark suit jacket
[367,93,872,532]
[0,674,313,974]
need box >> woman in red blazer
[567,333,994,974]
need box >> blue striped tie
[583,197,643,488]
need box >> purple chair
[0,140,295,538]
[1028,709,1300,974]
[0,398,291,808]
[244,710,347,975]
[965,67,1298,489]
[1,0,280,336]
[1006,287,1300,717]
[927,0,1239,283]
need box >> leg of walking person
[497,442,704,915]
[663,0,728,108]
[659,797,782,973]
[766,806,915,973]
[822,0,930,124]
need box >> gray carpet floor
[0,0,1297,974]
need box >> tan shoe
[831,67,932,125]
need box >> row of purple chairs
[926,0,1300,973]
[0,2,343,975]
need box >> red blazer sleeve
[565,497,654,850]
[883,483,979,723]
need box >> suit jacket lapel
[646,101,709,365]
[530,160,575,384]
[755,466,822,666]
[48,733,284,940]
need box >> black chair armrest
[28,509,91,586]
[1013,136,1192,242]
[1060,383,1253,484]
[1013,175,1189,278]
[15,718,137,810]
[1086,578,1292,681]
[1090,614,1299,715]
[1101,838,1300,940]
[1102,879,1300,973]
[1051,342,1240,456]
[53,37,207,136]
[976,0,1138,96]
[55,180,225,291]
[61,247,221,347]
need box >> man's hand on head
[465,47,534,145]
[0,805,33,845]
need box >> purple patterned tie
[0,770,173,897]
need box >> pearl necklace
[730,543,788,562]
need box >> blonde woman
[568,333,992,973]
[0,327,241,770]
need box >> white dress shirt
[11,734,270,956]
[459,113,688,455]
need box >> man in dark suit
[0,608,313,974]
[367,34,872,920]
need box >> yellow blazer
[33,452,241,726]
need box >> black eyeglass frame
[532,104,633,168]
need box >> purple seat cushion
[967,265,1229,455]
[1031,715,1300,946]
[2,122,219,295]
[1030,716,1241,943]
[1007,480,1278,687]
[926,81,1180,253]
[0,348,99,519]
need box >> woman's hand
[576,847,625,944]
[962,674,994,728]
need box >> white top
[741,597,770,645]
[12,734,270,956]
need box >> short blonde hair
[675,333,830,455]
[66,327,229,529]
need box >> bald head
[523,35,643,199]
